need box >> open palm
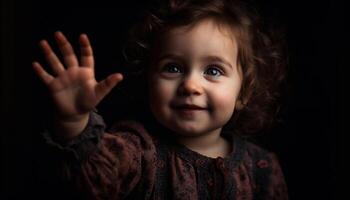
[33,31,123,120]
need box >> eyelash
[204,65,224,77]
[160,63,225,78]
[161,63,182,73]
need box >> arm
[254,153,289,200]
[33,32,151,199]
[267,153,289,200]
[41,111,156,199]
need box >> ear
[235,92,249,111]
[235,99,245,110]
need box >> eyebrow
[203,55,234,69]
[156,54,234,69]
[157,54,184,62]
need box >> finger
[32,61,54,84]
[95,73,123,101]
[79,34,94,69]
[54,31,79,68]
[39,40,65,75]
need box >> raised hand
[33,31,123,139]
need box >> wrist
[53,113,90,142]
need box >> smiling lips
[172,104,207,110]
[171,104,208,117]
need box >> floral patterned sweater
[41,111,288,200]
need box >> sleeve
[254,152,289,200]
[40,111,156,200]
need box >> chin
[168,122,218,138]
[172,127,204,137]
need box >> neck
[176,128,231,158]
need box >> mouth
[171,104,208,111]
[169,99,210,119]
[170,103,209,118]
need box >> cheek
[213,91,237,110]
[209,82,241,114]
[148,77,176,110]
[151,80,173,98]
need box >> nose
[177,74,203,96]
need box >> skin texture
[32,31,123,140]
[148,19,243,157]
[33,19,242,157]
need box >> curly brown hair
[122,0,288,136]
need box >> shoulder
[106,120,158,149]
[108,120,152,139]
[241,138,276,159]
[236,137,281,171]
[239,138,289,198]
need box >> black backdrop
[1,0,344,199]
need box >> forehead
[169,18,236,42]
[153,18,238,59]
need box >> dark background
[1,0,344,199]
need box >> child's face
[148,19,242,137]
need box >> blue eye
[162,64,182,73]
[204,66,223,77]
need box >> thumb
[95,73,123,101]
